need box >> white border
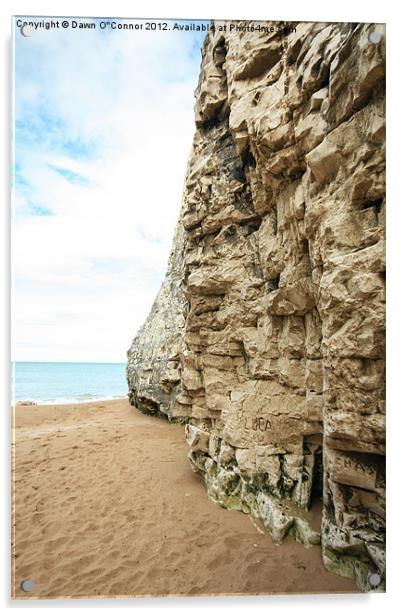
[2,1,400,614]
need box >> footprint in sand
[100,533,114,545]
[222,535,245,549]
[207,551,228,568]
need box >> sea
[12,362,128,405]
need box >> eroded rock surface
[127,21,385,591]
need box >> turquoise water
[13,362,128,404]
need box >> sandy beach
[11,399,357,598]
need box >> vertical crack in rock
[126,21,385,592]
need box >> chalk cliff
[127,21,385,592]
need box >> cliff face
[127,21,385,592]
[127,217,187,416]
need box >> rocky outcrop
[127,216,187,417]
[127,21,385,592]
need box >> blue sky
[13,17,207,362]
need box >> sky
[12,17,207,363]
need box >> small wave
[13,394,128,406]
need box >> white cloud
[13,18,204,362]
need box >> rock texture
[127,21,385,592]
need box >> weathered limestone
[126,217,187,417]
[127,21,385,592]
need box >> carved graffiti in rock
[127,21,385,592]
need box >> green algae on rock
[127,21,386,592]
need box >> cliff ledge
[127,21,385,592]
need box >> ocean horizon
[12,361,128,405]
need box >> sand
[11,399,357,599]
